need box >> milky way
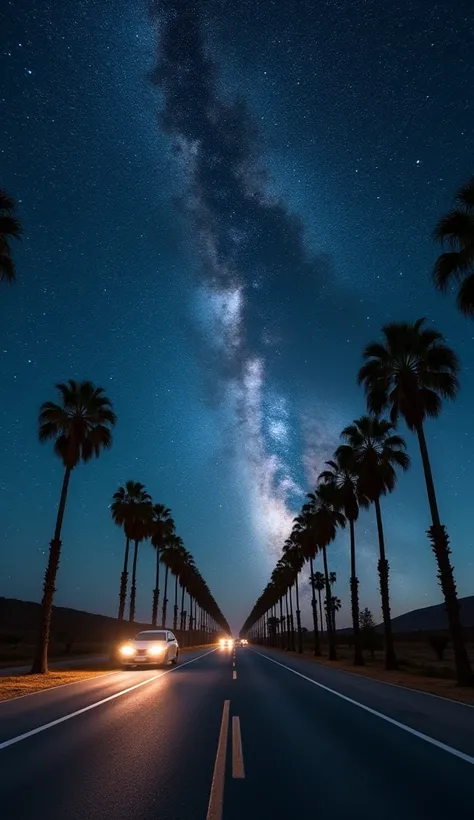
[150,0,347,565]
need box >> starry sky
[1,0,473,632]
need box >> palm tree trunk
[288,585,295,651]
[173,575,179,632]
[349,519,364,666]
[129,540,139,623]
[31,466,72,674]
[152,548,160,627]
[285,591,290,650]
[318,587,324,640]
[180,584,186,633]
[416,424,442,526]
[279,597,285,649]
[417,424,473,686]
[322,546,337,661]
[374,497,398,670]
[309,558,321,656]
[294,572,303,654]
[161,566,169,627]
[118,535,130,623]
[188,594,192,645]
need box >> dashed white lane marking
[232,716,245,778]
[206,700,230,820]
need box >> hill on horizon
[377,595,474,633]
[1,594,474,641]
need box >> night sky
[1,0,473,632]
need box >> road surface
[1,645,473,819]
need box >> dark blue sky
[1,0,473,631]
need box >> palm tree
[282,540,305,654]
[31,380,116,673]
[320,453,364,665]
[358,318,473,685]
[310,571,325,641]
[271,562,291,651]
[0,190,22,284]
[129,499,153,623]
[111,481,152,623]
[341,415,410,670]
[173,547,192,631]
[433,177,474,316]
[161,535,184,628]
[331,596,342,632]
[293,519,321,656]
[281,562,296,651]
[305,485,346,660]
[178,552,196,636]
[150,504,174,626]
[161,535,186,629]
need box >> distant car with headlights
[239,638,248,646]
[219,637,234,648]
[119,630,179,668]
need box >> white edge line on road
[0,670,119,705]
[0,649,216,751]
[252,650,474,766]
[331,662,474,709]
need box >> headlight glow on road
[119,644,135,657]
[219,637,234,649]
[147,644,164,656]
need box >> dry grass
[286,642,474,705]
[0,667,113,701]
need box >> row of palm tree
[5,173,473,676]
[111,480,227,640]
[30,379,229,674]
[241,315,474,687]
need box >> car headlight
[219,638,226,647]
[147,645,164,655]
[120,644,135,657]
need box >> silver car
[119,630,179,668]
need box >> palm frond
[0,253,15,283]
[420,387,442,418]
[456,176,474,211]
[433,210,473,249]
[0,214,22,239]
[456,272,474,316]
[0,190,16,212]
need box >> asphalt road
[1,645,474,819]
